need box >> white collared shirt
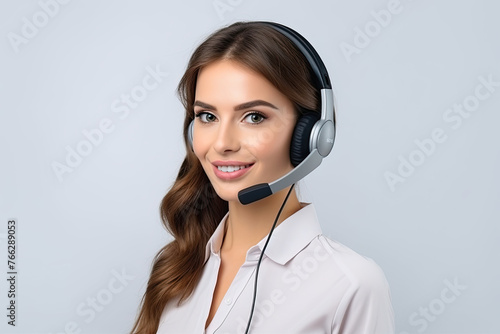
[157,203,395,334]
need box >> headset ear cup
[290,112,320,167]
[188,120,194,150]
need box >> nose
[213,120,240,153]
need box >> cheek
[245,126,294,165]
[192,137,209,164]
[243,116,296,150]
[192,123,211,156]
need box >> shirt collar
[204,211,229,262]
[205,203,322,266]
[253,203,322,265]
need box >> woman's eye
[196,112,217,123]
[244,112,265,124]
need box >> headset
[187,21,336,205]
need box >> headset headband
[257,22,332,90]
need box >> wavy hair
[131,21,320,334]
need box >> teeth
[217,165,249,172]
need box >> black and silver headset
[187,21,336,204]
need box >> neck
[221,186,301,255]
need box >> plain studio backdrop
[0,0,499,333]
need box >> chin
[212,187,240,203]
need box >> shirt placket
[206,253,261,334]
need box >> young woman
[131,21,394,334]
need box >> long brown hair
[131,21,320,334]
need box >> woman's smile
[211,161,254,180]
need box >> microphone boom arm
[238,149,323,205]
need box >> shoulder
[314,235,390,292]
[308,235,395,333]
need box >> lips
[211,161,254,180]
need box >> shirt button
[225,298,232,305]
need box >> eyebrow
[193,99,278,111]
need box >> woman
[131,21,394,334]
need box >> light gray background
[1,0,499,333]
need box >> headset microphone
[187,22,336,205]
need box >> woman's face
[192,60,297,203]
